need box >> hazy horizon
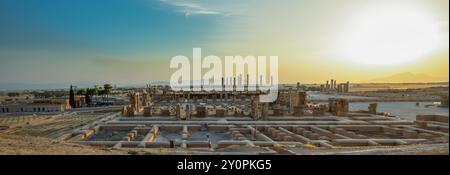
[1,76,448,91]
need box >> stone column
[368,103,377,114]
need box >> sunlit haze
[0,0,448,88]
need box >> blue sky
[0,0,230,87]
[0,0,219,56]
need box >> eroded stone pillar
[368,103,377,114]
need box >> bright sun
[337,6,441,66]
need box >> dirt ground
[0,133,128,155]
[0,113,129,155]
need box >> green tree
[7,92,20,97]
[103,84,113,95]
[69,85,75,108]
[98,90,106,96]
[77,89,87,96]
[85,88,95,105]
[92,85,99,96]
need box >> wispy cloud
[160,0,222,16]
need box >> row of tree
[6,92,20,97]
[69,84,113,107]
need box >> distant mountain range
[369,72,448,83]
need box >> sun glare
[337,6,441,66]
